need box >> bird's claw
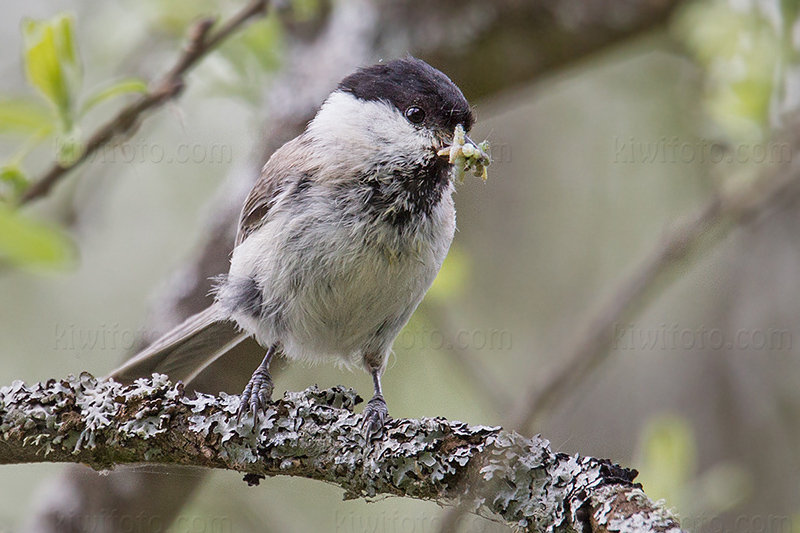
[237,366,274,424]
[362,394,389,440]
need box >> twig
[18,0,269,205]
[0,374,685,533]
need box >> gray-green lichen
[0,374,685,533]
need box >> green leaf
[0,165,29,201]
[22,13,82,130]
[80,78,147,115]
[0,205,75,269]
[55,129,85,167]
[673,2,780,140]
[0,98,55,136]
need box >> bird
[110,57,478,437]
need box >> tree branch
[18,0,270,205]
[1,374,683,533]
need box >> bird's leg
[238,345,276,422]
[362,366,389,439]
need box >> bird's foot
[362,394,389,440]
[237,366,274,423]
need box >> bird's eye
[405,106,425,124]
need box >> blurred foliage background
[1,0,799,532]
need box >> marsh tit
[111,57,479,437]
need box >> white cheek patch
[307,91,433,173]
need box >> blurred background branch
[512,131,800,430]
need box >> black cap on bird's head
[338,57,474,137]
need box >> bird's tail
[109,305,248,384]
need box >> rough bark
[2,374,684,533]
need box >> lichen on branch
[0,374,683,533]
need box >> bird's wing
[236,135,313,246]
